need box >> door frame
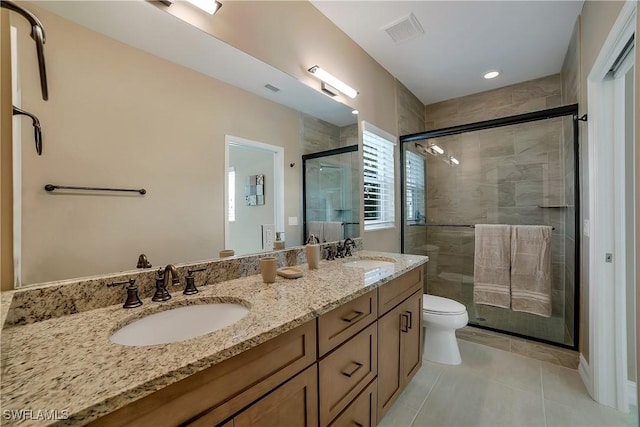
[224,135,284,252]
[584,0,636,411]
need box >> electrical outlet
[288,216,298,226]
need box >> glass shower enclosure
[303,145,360,242]
[401,105,579,349]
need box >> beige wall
[1,10,13,291]
[13,5,303,284]
[577,0,625,363]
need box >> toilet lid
[422,295,466,315]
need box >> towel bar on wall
[44,184,146,195]
[415,223,555,230]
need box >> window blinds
[363,124,395,230]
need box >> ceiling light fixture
[352,110,359,115]
[450,156,460,165]
[308,65,358,99]
[484,70,500,79]
[430,144,444,154]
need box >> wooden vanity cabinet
[376,270,423,421]
[91,266,424,427]
[90,321,317,427]
[192,364,318,427]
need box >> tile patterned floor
[379,340,638,427]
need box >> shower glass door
[302,146,360,242]
[401,106,579,349]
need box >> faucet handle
[325,244,335,261]
[107,278,143,309]
[184,267,207,295]
[136,253,152,268]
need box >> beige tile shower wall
[396,79,426,135]
[13,5,303,285]
[425,74,562,130]
[301,114,341,154]
[561,20,580,347]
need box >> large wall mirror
[11,1,357,286]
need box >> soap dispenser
[274,232,285,250]
[306,234,320,269]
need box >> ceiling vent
[383,13,424,44]
[264,83,280,92]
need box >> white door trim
[586,0,636,411]
[224,135,284,251]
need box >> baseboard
[579,354,594,399]
[628,380,637,408]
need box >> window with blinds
[405,150,425,222]
[363,122,396,230]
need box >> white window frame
[362,121,396,231]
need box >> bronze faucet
[152,265,180,302]
[136,253,152,268]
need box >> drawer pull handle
[405,310,413,329]
[353,423,364,427]
[401,313,409,333]
[342,310,364,323]
[342,361,363,378]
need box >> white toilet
[422,294,468,365]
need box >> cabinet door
[400,291,422,384]
[377,304,402,420]
[233,364,318,427]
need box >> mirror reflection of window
[228,167,236,222]
[405,150,425,223]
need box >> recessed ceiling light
[351,110,359,115]
[484,70,500,79]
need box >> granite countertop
[0,251,427,426]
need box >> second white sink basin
[110,303,249,347]
[342,259,395,270]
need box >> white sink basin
[110,303,249,347]
[342,259,395,270]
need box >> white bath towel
[323,221,344,243]
[307,221,324,243]
[511,225,553,317]
[473,224,512,309]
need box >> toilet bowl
[422,294,468,365]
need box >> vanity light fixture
[484,70,500,79]
[308,65,358,99]
[186,0,222,14]
[159,0,222,15]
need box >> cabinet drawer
[319,323,377,427]
[378,267,423,316]
[328,379,377,427]
[92,321,317,427]
[318,290,377,356]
